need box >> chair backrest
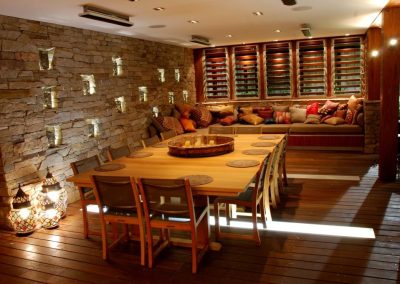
[71,155,101,175]
[236,126,262,134]
[209,126,235,134]
[141,135,161,148]
[108,145,130,161]
[160,130,176,141]
[137,178,195,221]
[251,153,271,202]
[91,175,139,214]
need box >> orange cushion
[241,114,264,125]
[179,118,196,132]
[220,115,236,126]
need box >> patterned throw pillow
[179,118,196,132]
[256,107,274,119]
[289,107,306,123]
[324,117,345,125]
[239,106,253,115]
[319,100,339,115]
[347,95,363,110]
[241,114,264,125]
[274,111,291,124]
[155,116,184,135]
[304,114,321,124]
[191,106,212,128]
[220,115,236,126]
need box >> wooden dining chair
[137,178,209,273]
[91,175,146,266]
[141,135,161,148]
[269,136,287,208]
[160,130,176,141]
[213,153,271,246]
[208,126,235,134]
[280,134,288,187]
[235,126,262,134]
[107,145,131,161]
[70,155,101,238]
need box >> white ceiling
[0,0,388,48]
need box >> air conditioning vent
[79,5,133,27]
[301,23,312,37]
[190,35,211,46]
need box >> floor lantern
[41,169,68,218]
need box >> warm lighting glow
[274,29,281,33]
[253,11,263,16]
[86,204,100,213]
[188,20,199,24]
[19,208,30,220]
[389,38,398,46]
[225,34,232,38]
[45,208,57,219]
[209,217,375,239]
[153,7,165,11]
[371,49,379,57]
[47,191,59,202]
[345,33,350,36]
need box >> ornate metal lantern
[8,184,37,234]
[41,169,68,218]
[38,195,62,229]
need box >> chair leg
[225,203,231,225]
[251,206,261,246]
[191,235,198,274]
[146,225,154,268]
[259,197,267,228]
[101,221,108,260]
[138,223,146,266]
[214,201,221,241]
[78,190,89,238]
[283,159,288,186]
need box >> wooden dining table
[66,134,283,197]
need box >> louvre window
[264,42,292,97]
[297,39,327,96]
[203,47,230,99]
[233,45,260,98]
[332,37,364,95]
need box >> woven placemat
[178,175,214,186]
[95,163,125,172]
[251,142,276,147]
[151,142,168,148]
[258,135,280,140]
[242,149,270,155]
[128,152,153,158]
[226,160,260,168]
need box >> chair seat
[105,206,137,217]
[151,206,207,222]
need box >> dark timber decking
[0,150,399,283]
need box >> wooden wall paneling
[259,44,266,100]
[379,6,400,181]
[366,27,382,101]
[228,46,235,100]
[193,49,204,102]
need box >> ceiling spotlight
[389,38,398,46]
[129,0,140,2]
[225,34,233,38]
[273,39,279,42]
[300,23,312,37]
[275,29,281,33]
[371,50,379,57]
[253,11,263,16]
[345,33,350,36]
[188,20,199,24]
[153,7,165,11]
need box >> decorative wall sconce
[42,86,58,109]
[168,92,175,104]
[38,47,55,70]
[86,118,100,138]
[175,68,180,82]
[158,68,165,82]
[152,106,160,117]
[112,56,123,76]
[115,96,127,113]
[139,86,148,102]
[182,90,189,102]
[46,125,62,148]
[8,184,37,235]
[38,195,62,229]
[81,74,96,95]
[41,169,68,218]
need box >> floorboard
[1,150,399,283]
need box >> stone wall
[0,15,196,228]
[364,100,380,154]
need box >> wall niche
[139,86,148,102]
[86,119,100,138]
[38,47,55,70]
[115,96,127,113]
[112,56,123,76]
[175,68,180,82]
[182,90,189,102]
[80,74,96,95]
[45,125,62,148]
[168,92,175,104]
[42,86,58,110]
[158,68,165,83]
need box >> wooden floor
[1,150,399,283]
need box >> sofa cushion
[180,118,197,132]
[324,117,345,125]
[304,114,321,124]
[306,102,319,116]
[274,111,291,124]
[272,105,289,112]
[257,107,273,119]
[319,100,339,116]
[241,114,264,125]
[347,95,363,110]
[290,123,363,134]
[191,106,212,128]
[220,115,236,126]
[155,116,184,135]
[289,107,306,123]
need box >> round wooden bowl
[168,135,234,157]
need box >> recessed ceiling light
[345,33,350,36]
[273,39,278,42]
[153,7,165,11]
[371,50,379,57]
[389,38,398,46]
[188,20,199,24]
[225,34,233,38]
[253,11,263,16]
[275,29,281,33]
[242,42,246,45]
[308,36,313,39]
